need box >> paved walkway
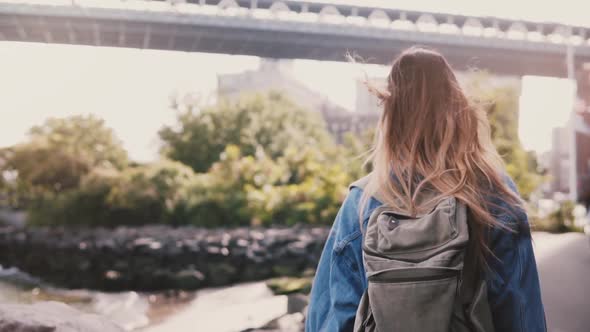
[534,232,590,332]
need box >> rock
[286,294,308,314]
[242,313,305,332]
[0,225,330,291]
[0,301,124,332]
[0,209,26,228]
[171,268,206,289]
[274,313,305,332]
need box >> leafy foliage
[0,145,90,206]
[28,161,194,226]
[245,145,350,226]
[177,144,350,227]
[0,115,128,208]
[531,200,580,233]
[159,92,331,172]
[177,145,287,227]
[6,81,542,228]
[28,115,128,169]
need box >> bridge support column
[573,66,590,205]
[575,67,590,113]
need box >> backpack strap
[460,206,480,300]
[460,233,495,331]
[459,212,494,331]
[460,236,479,304]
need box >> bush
[28,161,195,227]
[0,145,91,208]
[531,201,581,233]
[178,145,289,227]
[106,160,196,226]
[27,168,116,226]
[246,146,350,226]
[177,144,351,227]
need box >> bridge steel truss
[2,0,590,77]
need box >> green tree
[0,115,128,207]
[159,92,332,172]
[28,115,128,169]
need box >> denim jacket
[306,178,546,332]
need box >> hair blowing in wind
[359,47,523,262]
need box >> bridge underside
[1,6,587,78]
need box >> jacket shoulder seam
[334,230,362,254]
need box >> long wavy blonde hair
[359,47,523,262]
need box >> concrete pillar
[575,66,590,113]
[573,66,590,204]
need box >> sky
[0,0,585,161]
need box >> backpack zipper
[369,269,458,283]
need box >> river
[0,265,301,332]
[0,265,195,331]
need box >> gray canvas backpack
[350,176,495,332]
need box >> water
[144,282,288,332]
[0,266,303,331]
[0,265,191,331]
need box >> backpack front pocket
[370,200,457,252]
[362,198,467,263]
[367,267,459,332]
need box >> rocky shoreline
[0,225,329,291]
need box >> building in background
[573,111,590,206]
[218,59,378,142]
[547,111,590,206]
[218,59,328,113]
[550,126,572,194]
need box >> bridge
[2,0,590,78]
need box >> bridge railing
[2,0,590,49]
